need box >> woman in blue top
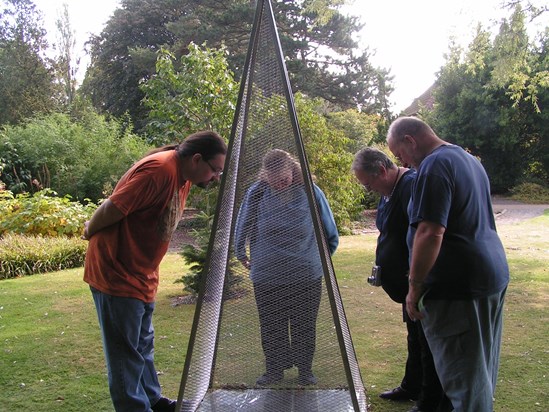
[234,149,339,387]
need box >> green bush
[0,111,151,201]
[0,189,97,237]
[0,234,87,279]
[510,182,549,204]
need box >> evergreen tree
[427,5,549,191]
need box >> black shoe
[256,372,283,386]
[379,386,418,401]
[152,397,176,412]
[297,372,318,386]
[407,406,424,412]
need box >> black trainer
[256,372,283,386]
[298,372,318,386]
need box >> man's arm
[406,220,445,320]
[83,199,125,240]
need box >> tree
[168,0,393,112]
[82,0,393,132]
[80,0,187,133]
[51,3,78,108]
[140,43,238,145]
[503,0,548,20]
[326,109,385,153]
[0,0,54,125]
[426,6,549,191]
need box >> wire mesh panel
[176,0,367,411]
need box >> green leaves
[427,4,549,191]
[0,189,96,238]
[295,94,365,228]
[0,111,152,201]
[0,187,95,279]
[141,43,238,144]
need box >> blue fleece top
[234,182,339,284]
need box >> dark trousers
[421,290,506,412]
[253,279,322,374]
[401,312,423,395]
[403,305,450,412]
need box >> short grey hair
[387,116,435,144]
[351,147,395,176]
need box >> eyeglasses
[205,159,224,177]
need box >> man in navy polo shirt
[387,116,509,412]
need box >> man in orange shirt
[83,131,227,412]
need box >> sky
[32,0,547,113]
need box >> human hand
[406,283,425,321]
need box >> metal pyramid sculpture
[176,0,367,410]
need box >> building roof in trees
[402,83,436,116]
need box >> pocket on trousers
[423,299,471,338]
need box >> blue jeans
[91,287,162,412]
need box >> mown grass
[0,212,547,411]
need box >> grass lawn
[1,211,547,411]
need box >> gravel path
[492,196,549,224]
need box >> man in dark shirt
[352,148,446,412]
[387,117,509,412]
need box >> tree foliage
[82,0,393,131]
[0,111,151,201]
[503,0,548,20]
[0,0,54,125]
[140,42,237,216]
[177,211,242,296]
[140,43,238,145]
[80,0,187,133]
[140,40,369,228]
[326,109,385,153]
[295,94,364,229]
[426,5,549,191]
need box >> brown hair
[145,131,227,160]
[258,149,303,185]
